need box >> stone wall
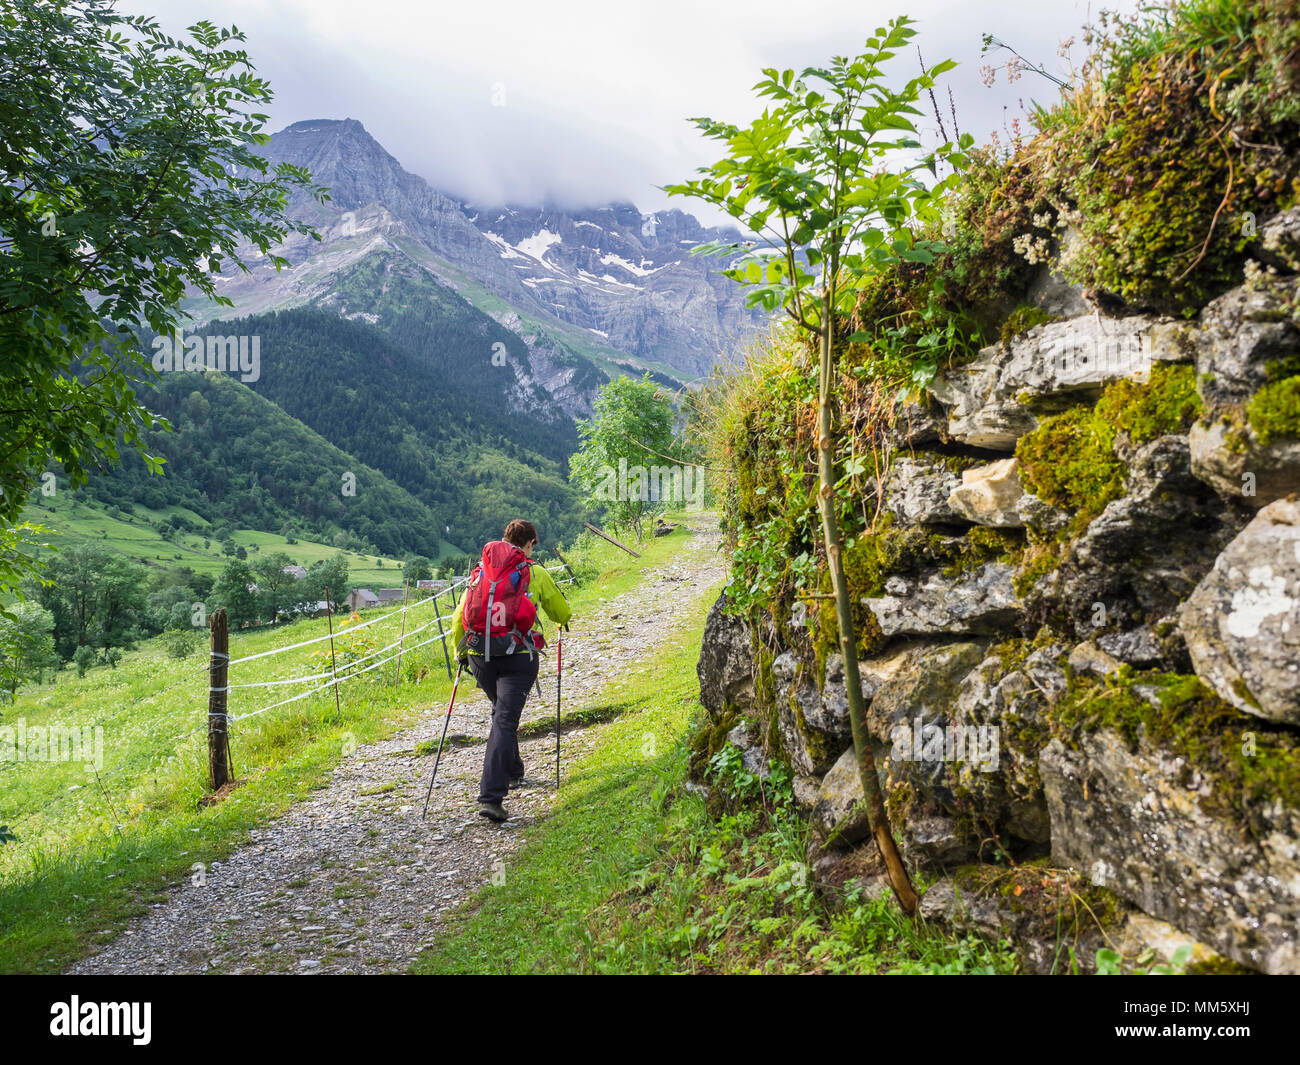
[697,210,1300,974]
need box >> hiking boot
[477,800,509,823]
[508,776,526,790]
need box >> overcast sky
[130,0,1138,226]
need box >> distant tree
[569,375,680,541]
[212,560,256,626]
[34,542,146,659]
[0,602,58,701]
[147,583,193,632]
[304,554,349,612]
[0,0,325,597]
[73,645,95,678]
[401,555,432,583]
[251,552,296,622]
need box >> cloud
[136,0,1138,224]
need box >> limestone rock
[1027,435,1237,636]
[928,346,1038,451]
[1257,206,1300,273]
[812,745,872,847]
[868,641,992,866]
[930,314,1167,450]
[1193,272,1300,413]
[725,722,770,780]
[772,651,837,776]
[1096,626,1165,667]
[697,590,754,718]
[792,774,821,816]
[1040,731,1300,974]
[1119,913,1238,973]
[945,645,1061,845]
[1179,497,1300,724]
[896,400,945,447]
[1066,642,1125,679]
[922,875,1234,974]
[817,653,889,743]
[865,562,1021,637]
[919,875,1116,974]
[1024,257,1091,318]
[1189,416,1300,507]
[883,456,963,525]
[947,457,1066,530]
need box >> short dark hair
[503,520,537,548]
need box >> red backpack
[460,541,541,659]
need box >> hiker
[450,519,571,824]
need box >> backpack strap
[483,577,498,661]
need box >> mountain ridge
[194,117,764,394]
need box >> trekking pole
[555,630,563,791]
[422,663,465,819]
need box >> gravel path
[68,515,724,975]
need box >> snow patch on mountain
[515,229,562,262]
[600,252,663,277]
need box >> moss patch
[1017,364,1203,539]
[1097,363,1201,446]
[999,305,1061,348]
[1246,375,1300,446]
[1017,407,1124,533]
[1048,669,1300,839]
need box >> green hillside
[195,283,591,549]
[73,367,445,559]
[20,493,462,588]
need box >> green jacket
[449,560,572,656]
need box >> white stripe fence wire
[210,563,575,728]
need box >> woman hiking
[450,519,571,824]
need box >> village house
[344,588,406,611]
[345,588,380,611]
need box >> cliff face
[697,209,1300,975]
[468,202,763,377]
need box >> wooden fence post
[552,547,577,581]
[208,608,231,791]
[583,521,641,558]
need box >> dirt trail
[68,515,724,974]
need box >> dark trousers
[469,652,539,803]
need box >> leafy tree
[402,555,432,583]
[251,551,297,623]
[0,601,59,701]
[73,645,96,678]
[665,16,971,914]
[0,0,326,596]
[569,375,681,541]
[33,542,146,659]
[211,560,256,626]
[304,554,349,612]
